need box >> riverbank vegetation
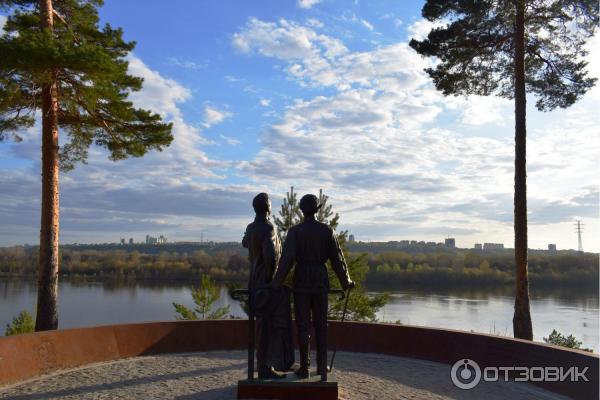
[4,310,34,336]
[364,251,598,287]
[1,245,597,288]
[544,330,593,352]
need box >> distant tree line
[1,245,596,287]
[365,251,598,287]
[58,242,245,255]
[0,247,249,281]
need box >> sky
[0,0,598,251]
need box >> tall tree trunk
[512,0,533,340]
[35,0,60,331]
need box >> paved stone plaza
[0,351,566,400]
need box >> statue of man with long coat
[242,193,294,379]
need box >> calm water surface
[1,279,597,350]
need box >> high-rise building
[348,234,355,243]
[129,238,134,245]
[474,243,483,250]
[548,244,557,253]
[120,238,125,245]
[445,238,456,248]
[146,235,158,245]
[483,243,504,251]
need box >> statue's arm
[242,224,250,248]
[272,229,296,287]
[329,230,353,289]
[262,227,278,281]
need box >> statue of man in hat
[272,193,355,381]
[242,193,294,379]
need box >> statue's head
[299,194,321,216]
[252,192,271,215]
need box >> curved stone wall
[0,320,597,399]
[329,322,598,399]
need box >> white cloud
[224,75,245,84]
[0,166,258,245]
[202,106,232,128]
[232,18,429,91]
[128,56,191,117]
[0,15,6,31]
[340,12,376,33]
[0,55,238,245]
[446,95,511,125]
[234,18,600,250]
[233,18,347,60]
[582,34,600,101]
[394,18,403,28]
[126,56,223,179]
[234,19,452,199]
[3,16,598,250]
[360,19,374,31]
[297,0,321,9]
[233,18,350,89]
[220,134,241,146]
[407,18,446,40]
[306,18,324,28]
[166,57,207,70]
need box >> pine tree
[273,186,302,241]
[173,275,230,320]
[0,0,174,331]
[5,310,35,336]
[316,188,340,229]
[409,0,597,340]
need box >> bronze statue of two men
[242,192,354,381]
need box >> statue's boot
[258,366,287,379]
[316,365,331,376]
[294,365,309,379]
[294,338,310,379]
[316,351,328,381]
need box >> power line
[574,220,584,253]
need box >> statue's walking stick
[328,287,351,372]
[231,287,256,379]
[247,290,255,379]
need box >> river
[1,278,597,351]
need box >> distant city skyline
[12,235,591,253]
[1,1,598,251]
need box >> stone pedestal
[237,370,338,400]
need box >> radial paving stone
[0,351,567,400]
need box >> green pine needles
[173,275,231,320]
[409,0,598,341]
[544,329,593,352]
[0,0,173,168]
[5,310,35,336]
[409,0,598,111]
[1,0,174,331]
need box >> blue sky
[0,0,599,251]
